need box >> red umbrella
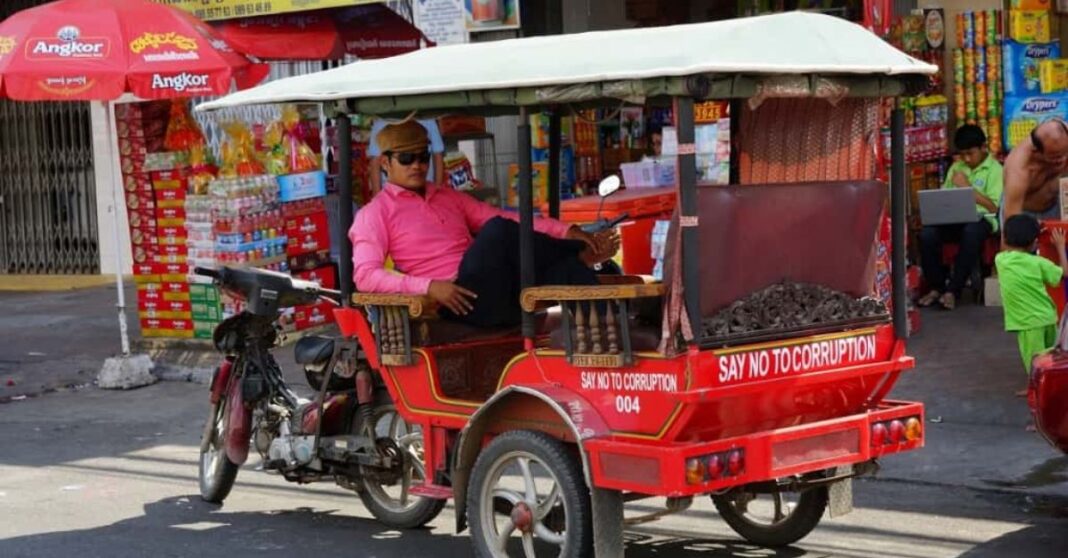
[0,0,268,101]
[213,4,432,61]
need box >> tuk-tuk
[201,12,935,557]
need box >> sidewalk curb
[152,363,213,384]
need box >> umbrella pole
[106,100,131,356]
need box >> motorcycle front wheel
[199,400,240,503]
[357,403,445,529]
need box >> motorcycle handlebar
[580,212,631,234]
[193,267,221,279]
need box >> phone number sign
[160,0,379,21]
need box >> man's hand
[1053,229,1066,252]
[952,171,970,188]
[428,280,477,315]
[567,226,618,254]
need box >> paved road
[2,292,1068,556]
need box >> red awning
[336,4,433,59]
[213,5,432,61]
[214,12,344,61]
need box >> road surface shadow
[0,495,823,558]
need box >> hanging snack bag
[219,121,265,178]
[281,105,320,174]
[163,99,206,153]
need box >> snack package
[281,105,320,174]
[188,145,218,196]
[1040,59,1068,94]
[163,100,205,153]
[1003,41,1061,96]
[219,121,265,178]
[1003,94,1068,150]
[1009,10,1051,44]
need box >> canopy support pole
[548,110,562,219]
[890,105,908,340]
[519,109,536,338]
[729,99,742,185]
[337,111,355,307]
[106,101,130,356]
[673,97,700,343]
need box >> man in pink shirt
[349,120,618,328]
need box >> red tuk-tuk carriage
[200,12,935,556]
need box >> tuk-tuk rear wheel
[467,430,592,558]
[712,483,828,548]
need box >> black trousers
[919,218,993,297]
[441,217,598,328]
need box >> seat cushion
[294,335,334,365]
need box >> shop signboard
[414,0,469,45]
[464,0,521,32]
[159,0,380,21]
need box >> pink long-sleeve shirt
[349,183,573,295]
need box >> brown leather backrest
[663,180,885,317]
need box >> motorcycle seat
[294,335,334,366]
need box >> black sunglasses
[1031,118,1068,153]
[387,151,431,166]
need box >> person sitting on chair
[349,120,619,328]
[918,124,1003,310]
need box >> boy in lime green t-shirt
[995,214,1068,376]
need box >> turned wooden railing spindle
[574,302,588,354]
[605,300,619,354]
[589,303,603,354]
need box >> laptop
[918,189,978,226]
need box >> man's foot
[1026,423,1037,433]
[580,231,621,268]
[939,292,956,310]
[918,290,941,307]
[1015,389,1029,398]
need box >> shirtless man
[1001,119,1068,223]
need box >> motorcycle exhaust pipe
[200,402,220,453]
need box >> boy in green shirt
[995,214,1068,379]
[919,125,1003,310]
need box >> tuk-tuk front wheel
[712,483,828,548]
[467,430,592,558]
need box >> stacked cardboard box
[117,103,199,340]
[190,284,222,340]
[1002,1,1066,150]
[277,171,334,332]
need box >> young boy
[996,214,1068,381]
[919,124,1003,310]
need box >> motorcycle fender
[224,382,252,465]
[209,358,234,405]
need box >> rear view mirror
[598,175,621,198]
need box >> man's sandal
[917,291,941,307]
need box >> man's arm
[350,210,431,295]
[455,188,573,239]
[1002,162,1029,221]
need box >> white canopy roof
[199,12,937,111]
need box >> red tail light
[888,420,906,444]
[727,450,745,475]
[871,422,888,446]
[685,449,745,485]
[706,454,724,478]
